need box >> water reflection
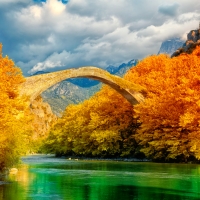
[0,155,200,200]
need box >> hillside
[41,59,138,115]
[42,82,101,116]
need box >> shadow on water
[112,185,200,200]
[78,183,200,200]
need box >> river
[0,155,200,200]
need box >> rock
[30,96,57,139]
[187,30,200,42]
[171,28,200,57]
[186,40,194,46]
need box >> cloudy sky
[0,0,200,76]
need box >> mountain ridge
[40,59,138,115]
[33,59,138,88]
[158,37,184,56]
[36,34,191,116]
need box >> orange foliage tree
[44,45,200,162]
[125,46,200,162]
[0,44,32,170]
[44,85,140,157]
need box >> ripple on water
[2,155,200,200]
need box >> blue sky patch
[58,0,69,4]
[33,0,68,4]
[33,0,46,2]
[0,0,198,76]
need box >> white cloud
[1,0,200,76]
[0,0,28,4]
[46,0,66,15]
[29,50,71,74]
[29,5,42,19]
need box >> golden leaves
[179,112,195,127]
[0,44,31,170]
[44,45,200,162]
[125,46,200,162]
[44,83,136,157]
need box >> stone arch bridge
[20,66,146,105]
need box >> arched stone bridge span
[20,66,146,105]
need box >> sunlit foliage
[0,44,32,171]
[44,45,200,163]
[125,46,200,162]
[44,85,140,157]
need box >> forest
[43,46,200,163]
[0,44,33,171]
[1,43,200,173]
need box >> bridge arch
[20,66,146,105]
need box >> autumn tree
[125,46,200,162]
[44,45,200,163]
[0,44,32,171]
[43,85,140,158]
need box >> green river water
[0,155,200,200]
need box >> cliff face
[187,29,200,42]
[171,29,200,57]
[30,96,57,140]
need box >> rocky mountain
[171,29,200,57]
[106,59,137,75]
[158,38,184,56]
[40,59,138,115]
[42,82,101,116]
[66,59,138,88]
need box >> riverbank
[59,155,151,162]
[23,154,151,163]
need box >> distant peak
[158,37,184,56]
[171,29,200,57]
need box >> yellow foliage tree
[0,44,32,171]
[44,85,139,157]
[44,45,200,163]
[125,46,200,162]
